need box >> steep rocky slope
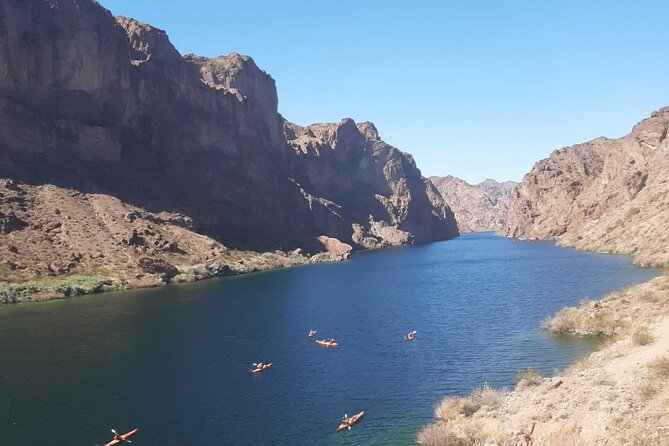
[0,0,458,300]
[505,107,669,266]
[429,176,517,232]
[0,178,313,303]
[286,120,457,248]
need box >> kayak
[250,363,273,374]
[315,339,338,347]
[336,411,365,432]
[250,364,272,374]
[104,428,139,446]
[308,330,317,337]
[405,330,417,341]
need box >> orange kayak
[336,411,365,432]
[104,428,139,446]
[250,363,273,374]
[315,339,338,347]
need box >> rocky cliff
[285,120,458,248]
[429,176,517,232]
[505,107,669,266]
[0,0,457,299]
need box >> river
[0,233,659,445]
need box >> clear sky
[101,0,668,184]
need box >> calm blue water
[0,233,659,445]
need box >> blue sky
[101,0,668,183]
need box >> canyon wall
[505,107,669,266]
[0,0,458,293]
[430,176,516,232]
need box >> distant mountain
[505,107,669,267]
[429,176,517,232]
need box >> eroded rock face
[284,119,459,247]
[505,107,669,266]
[309,236,352,263]
[430,176,517,232]
[0,0,457,263]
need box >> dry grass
[608,417,669,446]
[638,380,659,400]
[417,423,473,446]
[649,356,669,379]
[544,425,582,446]
[542,302,622,337]
[516,368,543,389]
[422,384,509,445]
[564,353,596,374]
[435,384,506,421]
[418,418,507,446]
[631,325,655,345]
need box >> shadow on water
[0,233,660,445]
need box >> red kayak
[315,339,339,348]
[104,428,139,446]
[250,363,273,374]
[336,411,365,432]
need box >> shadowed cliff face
[0,0,457,261]
[505,107,669,266]
[430,176,517,233]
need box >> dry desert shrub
[637,379,659,400]
[639,290,661,303]
[609,417,669,446]
[542,303,622,337]
[422,385,508,445]
[565,353,596,374]
[516,368,543,389]
[649,356,669,379]
[418,417,507,446]
[435,397,465,422]
[435,384,507,421]
[631,325,654,345]
[417,423,473,446]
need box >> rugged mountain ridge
[429,176,517,232]
[505,107,669,266]
[0,0,458,298]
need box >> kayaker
[407,331,414,340]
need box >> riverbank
[0,180,359,305]
[418,271,669,446]
[0,249,309,304]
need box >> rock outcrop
[285,119,458,247]
[430,176,517,232]
[0,0,458,300]
[505,107,669,266]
